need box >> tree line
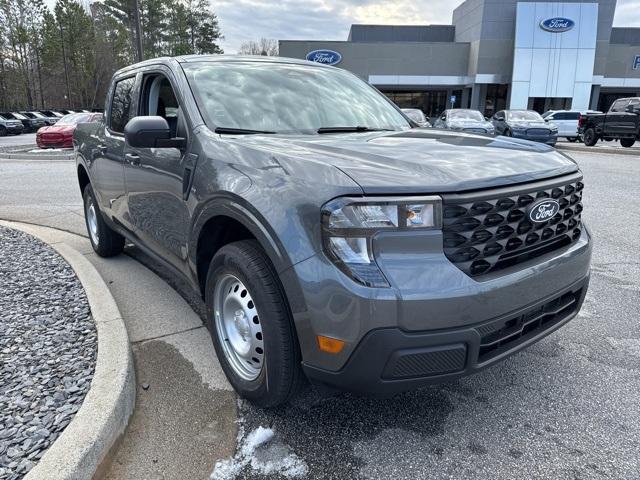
[0,0,223,111]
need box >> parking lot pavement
[0,150,638,479]
[0,133,36,148]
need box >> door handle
[97,144,107,153]
[125,153,141,166]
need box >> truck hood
[235,129,578,194]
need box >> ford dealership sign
[540,17,575,33]
[306,49,342,66]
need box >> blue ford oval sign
[306,49,342,66]
[540,17,575,33]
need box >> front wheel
[0,126,6,137]
[205,240,303,407]
[567,137,578,143]
[583,128,598,146]
[620,138,636,148]
[83,184,125,257]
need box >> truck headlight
[321,196,442,287]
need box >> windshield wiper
[214,127,276,135]
[317,126,393,134]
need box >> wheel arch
[190,195,304,302]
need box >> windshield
[57,113,92,125]
[449,110,484,121]
[12,112,27,120]
[507,111,543,122]
[184,61,410,134]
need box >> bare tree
[238,38,278,56]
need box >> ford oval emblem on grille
[528,199,560,223]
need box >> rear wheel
[583,128,598,146]
[620,138,636,148]
[205,240,303,407]
[83,184,125,257]
[0,126,6,137]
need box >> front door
[123,69,192,274]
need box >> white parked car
[401,108,431,127]
[542,110,601,142]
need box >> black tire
[505,129,512,137]
[567,137,578,143]
[620,138,636,148]
[82,184,125,257]
[583,128,598,146]
[205,240,303,407]
[0,126,6,137]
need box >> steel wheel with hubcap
[205,240,304,407]
[213,274,264,381]
[82,184,125,257]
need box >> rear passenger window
[110,77,136,133]
[566,112,580,120]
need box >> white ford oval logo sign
[306,49,342,66]
[528,199,560,223]
[540,17,575,33]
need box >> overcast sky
[214,0,640,53]
[43,0,640,54]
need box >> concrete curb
[556,144,640,157]
[1,221,136,480]
[0,144,74,161]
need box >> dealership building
[279,0,640,118]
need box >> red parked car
[36,112,102,149]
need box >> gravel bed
[0,226,96,480]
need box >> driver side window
[140,74,185,138]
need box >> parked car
[75,56,591,407]
[0,113,25,136]
[21,111,57,126]
[542,110,601,142]
[39,110,65,121]
[36,112,101,148]
[492,110,558,145]
[401,108,431,127]
[4,111,47,133]
[433,108,495,135]
[579,97,640,148]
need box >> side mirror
[124,116,185,149]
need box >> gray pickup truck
[74,56,592,407]
[580,97,640,147]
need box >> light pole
[133,0,144,62]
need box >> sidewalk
[2,222,237,480]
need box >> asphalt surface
[0,134,36,148]
[0,142,638,479]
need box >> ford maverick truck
[74,56,592,407]
[580,97,640,147]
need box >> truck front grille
[441,174,583,277]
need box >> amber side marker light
[317,335,346,354]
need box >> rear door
[605,99,634,136]
[92,74,139,228]
[123,66,193,274]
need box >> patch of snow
[211,426,308,480]
[28,148,72,153]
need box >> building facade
[279,0,640,118]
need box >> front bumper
[511,131,557,145]
[285,222,591,393]
[6,125,24,134]
[303,276,588,395]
